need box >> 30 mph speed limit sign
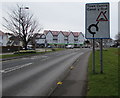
[85,3,110,39]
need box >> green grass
[0,48,65,59]
[87,48,118,96]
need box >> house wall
[46,31,53,44]
[68,33,74,44]
[35,34,46,44]
[64,36,68,44]
[53,35,58,44]
[58,32,64,44]
[74,36,78,44]
[78,33,84,45]
[39,31,85,47]
[36,39,45,44]
[0,35,9,46]
[0,36,2,46]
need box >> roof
[34,33,42,38]
[72,32,80,37]
[0,30,14,37]
[34,33,45,39]
[44,30,49,35]
[5,33,14,36]
[43,30,84,37]
[9,35,19,40]
[80,32,84,37]
[51,31,59,36]
[44,30,59,36]
[61,31,70,37]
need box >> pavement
[50,50,91,96]
[2,48,91,96]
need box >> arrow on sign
[96,11,108,21]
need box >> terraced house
[41,30,85,47]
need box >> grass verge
[87,48,118,96]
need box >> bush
[51,48,56,51]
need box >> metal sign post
[100,39,103,73]
[85,3,110,74]
[92,34,95,74]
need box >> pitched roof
[80,32,84,37]
[34,33,42,38]
[5,33,14,36]
[34,33,45,39]
[72,32,80,37]
[44,30,49,35]
[44,30,59,36]
[51,31,59,36]
[62,31,70,37]
[43,30,84,37]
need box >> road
[2,48,90,96]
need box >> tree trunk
[23,41,28,50]
[25,45,27,50]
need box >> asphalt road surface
[2,48,90,96]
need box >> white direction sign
[85,3,110,39]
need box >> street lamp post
[18,6,29,51]
[45,39,47,52]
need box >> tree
[115,33,120,41]
[115,33,120,46]
[3,5,42,50]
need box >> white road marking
[1,63,33,74]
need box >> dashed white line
[1,63,33,74]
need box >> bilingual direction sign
[85,3,110,39]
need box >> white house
[51,31,59,44]
[35,33,46,44]
[73,32,79,47]
[0,30,9,46]
[41,30,85,47]
[58,31,66,45]
[62,31,70,44]
[78,32,85,45]
[68,32,74,45]
[44,30,53,44]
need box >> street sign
[85,3,110,39]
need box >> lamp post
[45,39,47,52]
[18,6,29,51]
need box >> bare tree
[3,5,42,50]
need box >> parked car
[27,47,33,50]
[47,45,52,48]
[66,45,74,49]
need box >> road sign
[85,3,110,39]
[96,11,108,21]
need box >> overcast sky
[0,0,119,39]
